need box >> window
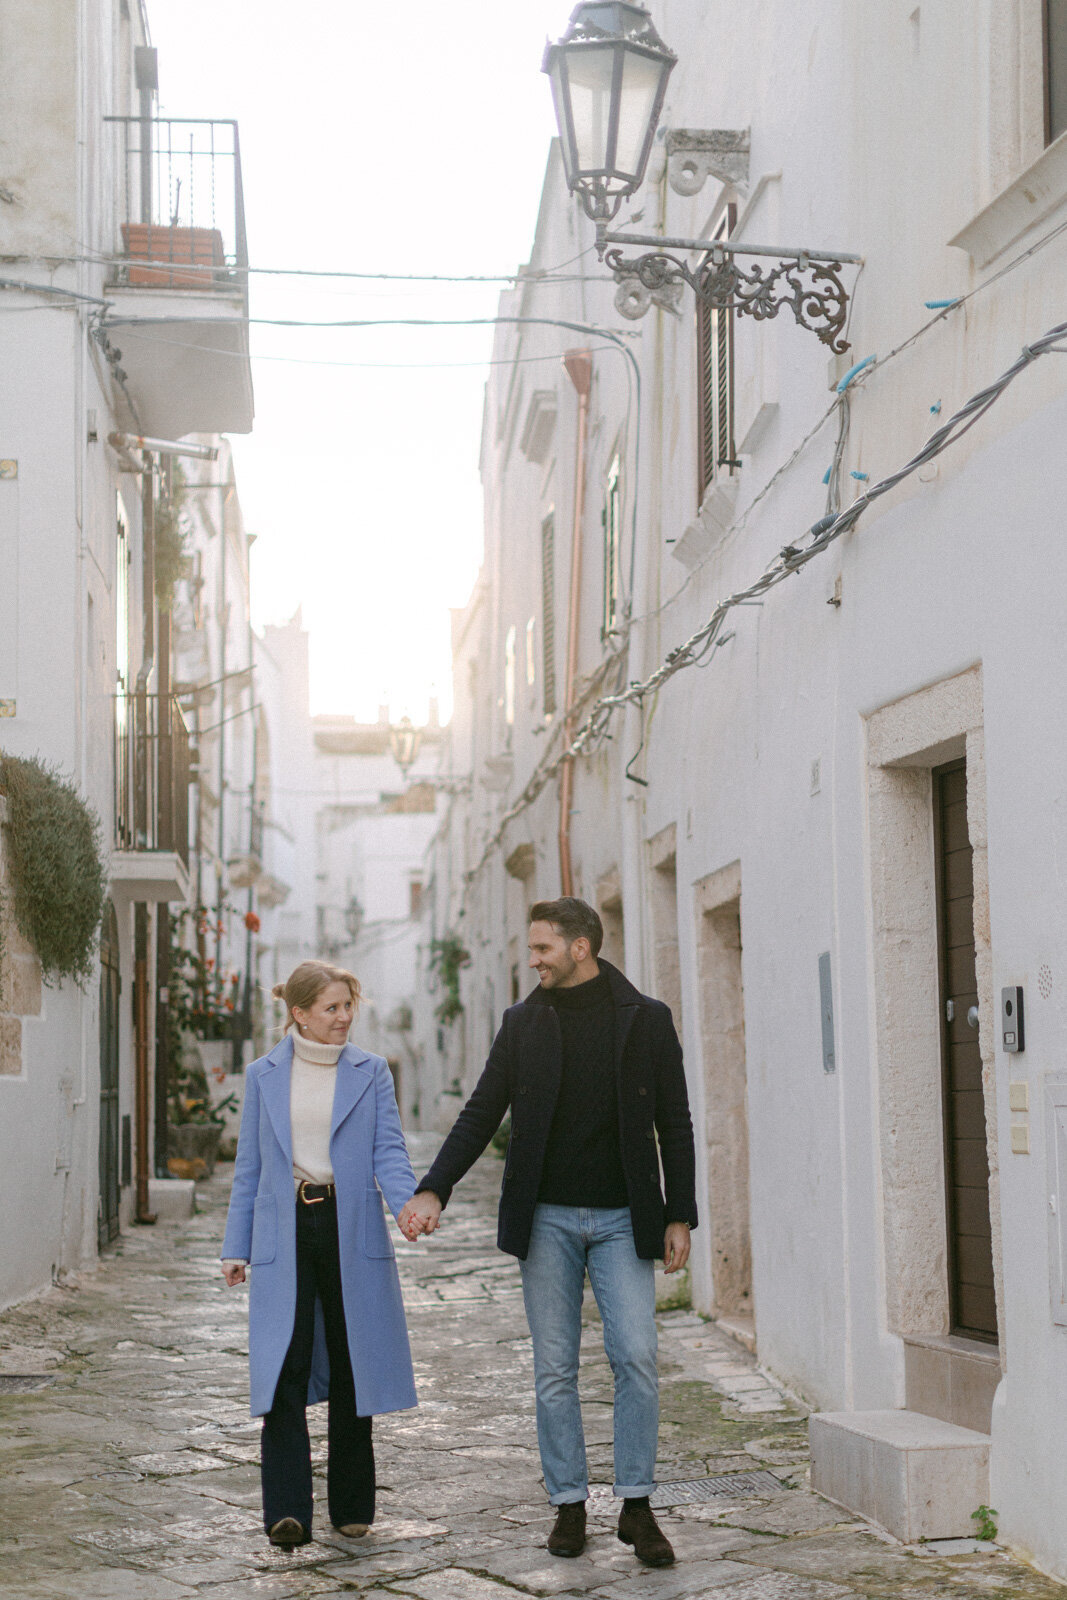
[525,616,536,687]
[409,879,424,918]
[540,513,557,715]
[504,624,516,730]
[602,454,622,639]
[696,206,738,504]
[1047,1,1067,142]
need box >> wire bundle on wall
[460,318,1067,894]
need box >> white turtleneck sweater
[289,1024,343,1186]
[221,1025,347,1268]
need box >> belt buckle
[299,1180,324,1205]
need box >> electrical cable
[460,319,1067,892]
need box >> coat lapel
[330,1044,375,1143]
[259,1036,294,1165]
[614,1003,640,1078]
[519,999,563,1105]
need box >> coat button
[519,1085,528,1095]
[638,1086,648,1096]
[646,1130,655,1140]
[649,1174,658,1184]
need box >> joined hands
[398,1191,443,1242]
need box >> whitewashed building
[0,0,252,1301]
[418,1,1067,1577]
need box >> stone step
[809,1408,990,1544]
[147,1177,197,1222]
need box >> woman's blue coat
[221,1034,418,1419]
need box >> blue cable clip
[850,470,869,481]
[822,466,832,484]
[930,400,942,414]
[836,354,876,393]
[924,297,961,310]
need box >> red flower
[244,911,261,933]
[224,998,235,1012]
[206,958,215,970]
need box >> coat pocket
[250,1194,277,1265]
[364,1187,395,1259]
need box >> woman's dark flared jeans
[261,1194,374,1533]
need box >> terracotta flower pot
[167,1121,222,1178]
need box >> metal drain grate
[589,1470,783,1509]
[0,1374,56,1393]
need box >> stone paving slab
[1,1133,1064,1598]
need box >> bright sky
[150,0,574,720]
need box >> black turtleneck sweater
[536,969,629,1209]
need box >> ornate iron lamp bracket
[599,226,862,352]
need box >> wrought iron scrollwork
[604,242,852,352]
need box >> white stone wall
[417,0,1067,1575]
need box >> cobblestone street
[0,1138,1061,1600]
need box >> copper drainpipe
[558,349,593,896]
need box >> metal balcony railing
[115,692,191,868]
[105,117,247,292]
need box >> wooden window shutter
[1047,0,1067,142]
[696,205,738,506]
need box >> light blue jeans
[519,1203,658,1504]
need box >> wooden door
[934,762,997,1340]
[97,903,121,1249]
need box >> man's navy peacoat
[418,961,698,1260]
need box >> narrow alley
[0,1145,1058,1600]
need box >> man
[400,897,697,1568]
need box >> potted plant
[164,906,242,1176]
[166,1041,237,1178]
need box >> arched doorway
[98,901,121,1248]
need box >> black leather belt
[297,1180,336,1205]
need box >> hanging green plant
[154,460,189,611]
[429,933,470,1025]
[0,754,107,986]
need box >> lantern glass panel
[615,48,668,178]
[561,45,618,173]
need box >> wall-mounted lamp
[389,715,422,778]
[544,2,860,350]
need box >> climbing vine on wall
[0,754,107,986]
[154,460,189,611]
[428,933,470,1025]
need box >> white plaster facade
[0,0,252,1304]
[417,0,1067,1576]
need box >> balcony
[111,693,191,903]
[102,117,254,437]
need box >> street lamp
[389,715,421,778]
[543,3,860,351]
[543,2,676,226]
[343,896,364,944]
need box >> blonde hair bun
[274,960,362,1032]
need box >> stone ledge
[809,1408,990,1543]
[147,1178,197,1222]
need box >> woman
[221,959,418,1549]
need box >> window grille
[541,514,557,715]
[696,206,738,504]
[603,455,622,639]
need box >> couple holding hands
[221,896,698,1568]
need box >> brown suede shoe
[268,1517,310,1549]
[618,1502,675,1566]
[547,1500,587,1557]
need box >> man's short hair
[529,897,604,958]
